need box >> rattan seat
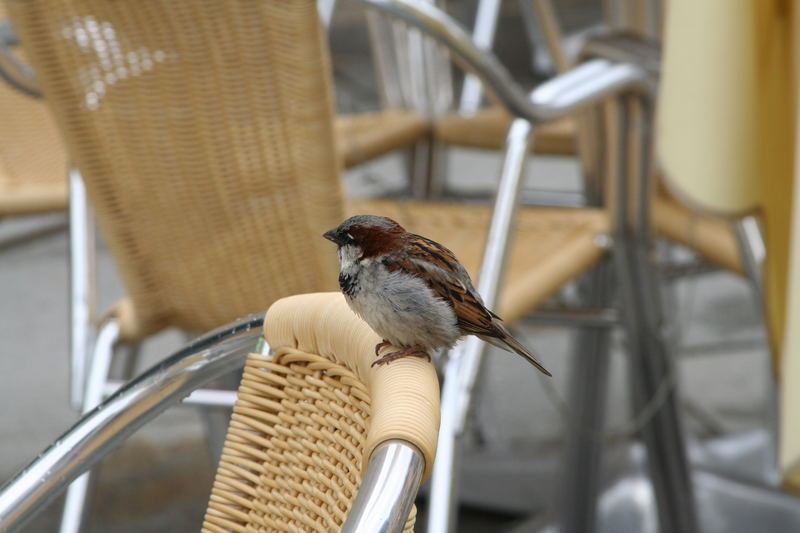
[203,292,438,533]
[0,5,66,216]
[336,109,428,168]
[435,106,577,155]
[347,199,610,322]
[0,83,66,214]
[652,191,744,275]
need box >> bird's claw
[371,346,431,367]
[374,340,391,356]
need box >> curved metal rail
[0,313,264,532]
[356,0,652,123]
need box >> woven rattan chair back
[8,0,343,338]
[203,348,416,533]
[0,3,67,215]
[204,292,438,532]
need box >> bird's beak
[323,228,340,245]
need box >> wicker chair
[6,0,672,531]
[335,109,428,170]
[0,4,66,217]
[198,293,434,532]
[0,292,438,532]
[6,0,618,406]
[202,292,438,532]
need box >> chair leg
[68,168,96,410]
[734,215,780,485]
[426,138,449,200]
[610,94,698,533]
[558,260,614,533]
[407,136,432,199]
[427,118,535,533]
[59,319,120,533]
[118,342,142,381]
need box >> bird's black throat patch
[339,272,358,297]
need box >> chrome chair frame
[0,313,427,533]
[355,3,698,533]
[0,2,696,532]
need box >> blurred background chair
[0,3,68,234]
[5,1,785,532]
[0,292,440,533]
[658,0,798,492]
[7,0,647,531]
[429,0,745,278]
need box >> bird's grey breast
[343,257,461,349]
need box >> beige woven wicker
[435,106,577,155]
[0,4,67,215]
[203,292,438,532]
[652,190,744,275]
[9,0,615,344]
[9,0,344,339]
[335,109,428,168]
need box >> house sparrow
[323,215,551,375]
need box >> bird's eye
[345,232,354,243]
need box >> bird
[323,214,552,375]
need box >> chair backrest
[203,292,439,532]
[0,3,67,215]
[8,0,344,338]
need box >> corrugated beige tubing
[263,292,440,481]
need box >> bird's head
[323,215,405,261]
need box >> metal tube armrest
[355,0,654,124]
[343,440,426,533]
[0,313,264,533]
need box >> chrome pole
[69,168,97,409]
[531,0,569,73]
[458,0,501,113]
[366,11,405,109]
[318,0,337,28]
[734,215,779,486]
[526,306,619,328]
[357,0,653,124]
[68,168,96,409]
[0,314,263,533]
[558,260,614,533]
[427,117,534,533]
[734,215,766,298]
[342,440,426,533]
[59,319,121,533]
[610,94,698,533]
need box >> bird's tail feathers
[481,333,552,377]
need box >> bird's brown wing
[388,233,552,376]
[391,233,501,338]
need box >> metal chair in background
[7,0,655,531]
[378,6,697,533]
[321,0,435,190]
[0,292,439,533]
[432,0,744,277]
